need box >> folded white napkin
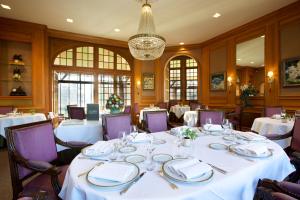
[272,114,281,119]
[83,141,112,156]
[88,162,135,183]
[234,143,268,156]
[131,133,152,143]
[236,131,266,141]
[203,124,223,131]
[168,158,212,180]
[61,119,84,126]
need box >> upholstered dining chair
[102,113,131,140]
[144,111,168,133]
[189,101,201,111]
[133,103,140,125]
[156,102,168,110]
[68,107,85,120]
[265,106,282,117]
[5,120,89,200]
[123,105,131,114]
[227,106,242,130]
[198,110,224,127]
[0,105,14,114]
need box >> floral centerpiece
[106,94,124,113]
[182,128,197,146]
[240,84,258,107]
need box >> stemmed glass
[204,118,212,134]
[222,119,230,135]
[174,131,184,158]
[146,140,156,171]
[118,131,128,147]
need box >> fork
[158,170,178,189]
[198,160,227,174]
[77,162,104,177]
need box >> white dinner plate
[153,139,167,145]
[152,153,173,163]
[119,146,137,153]
[87,161,139,188]
[223,135,235,141]
[162,159,214,183]
[208,143,228,150]
[81,146,112,158]
[229,144,272,158]
[125,154,146,163]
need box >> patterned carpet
[0,149,13,200]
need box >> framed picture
[142,73,155,90]
[281,56,300,87]
[210,72,226,91]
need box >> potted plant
[106,94,124,114]
[182,128,197,146]
[240,84,258,107]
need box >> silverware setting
[158,170,178,189]
[78,156,109,161]
[120,172,146,195]
[199,160,227,175]
[77,162,104,177]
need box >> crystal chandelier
[128,0,166,60]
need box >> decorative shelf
[8,61,25,66]
[0,96,32,100]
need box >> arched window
[52,46,132,115]
[169,56,198,101]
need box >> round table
[251,117,294,149]
[59,131,294,200]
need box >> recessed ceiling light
[114,28,120,32]
[179,42,184,45]
[1,4,11,10]
[66,18,74,23]
[213,13,221,18]
[250,61,255,64]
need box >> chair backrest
[124,106,131,114]
[69,107,85,120]
[156,102,168,109]
[189,101,201,111]
[133,103,139,115]
[5,120,58,196]
[291,117,300,152]
[0,105,14,114]
[145,111,168,133]
[235,105,241,115]
[102,114,131,140]
[295,110,300,117]
[198,110,224,126]
[66,104,77,118]
[264,106,282,117]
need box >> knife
[120,172,146,195]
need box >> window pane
[54,49,73,66]
[116,76,131,105]
[186,68,198,100]
[98,74,114,109]
[116,54,130,71]
[99,48,114,69]
[76,46,94,68]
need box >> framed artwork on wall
[281,56,300,87]
[142,73,155,90]
[210,72,226,91]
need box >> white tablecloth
[183,111,198,126]
[170,105,190,118]
[251,117,294,149]
[55,119,103,152]
[59,131,294,200]
[0,113,47,138]
[139,108,167,123]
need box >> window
[169,56,198,101]
[55,72,94,115]
[52,46,132,114]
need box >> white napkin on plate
[131,133,152,143]
[236,131,266,141]
[83,141,112,156]
[168,158,212,180]
[88,162,135,183]
[234,143,268,156]
[203,124,223,131]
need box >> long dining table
[59,130,294,200]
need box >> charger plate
[229,144,272,158]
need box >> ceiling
[236,36,265,68]
[0,0,297,46]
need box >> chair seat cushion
[23,165,68,200]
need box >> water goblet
[146,141,156,171]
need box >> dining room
[0,0,300,200]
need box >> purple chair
[0,105,14,114]
[265,107,282,117]
[198,110,224,126]
[189,101,201,111]
[68,107,85,120]
[123,106,131,114]
[5,120,88,200]
[156,102,168,110]
[102,113,131,140]
[144,111,168,133]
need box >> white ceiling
[236,36,265,68]
[0,0,297,46]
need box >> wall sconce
[227,76,233,87]
[267,71,274,84]
[136,80,141,96]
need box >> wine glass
[118,131,128,147]
[146,140,156,171]
[222,119,230,134]
[205,118,212,125]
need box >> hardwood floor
[0,149,12,200]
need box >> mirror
[236,35,265,97]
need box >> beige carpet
[0,149,12,200]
